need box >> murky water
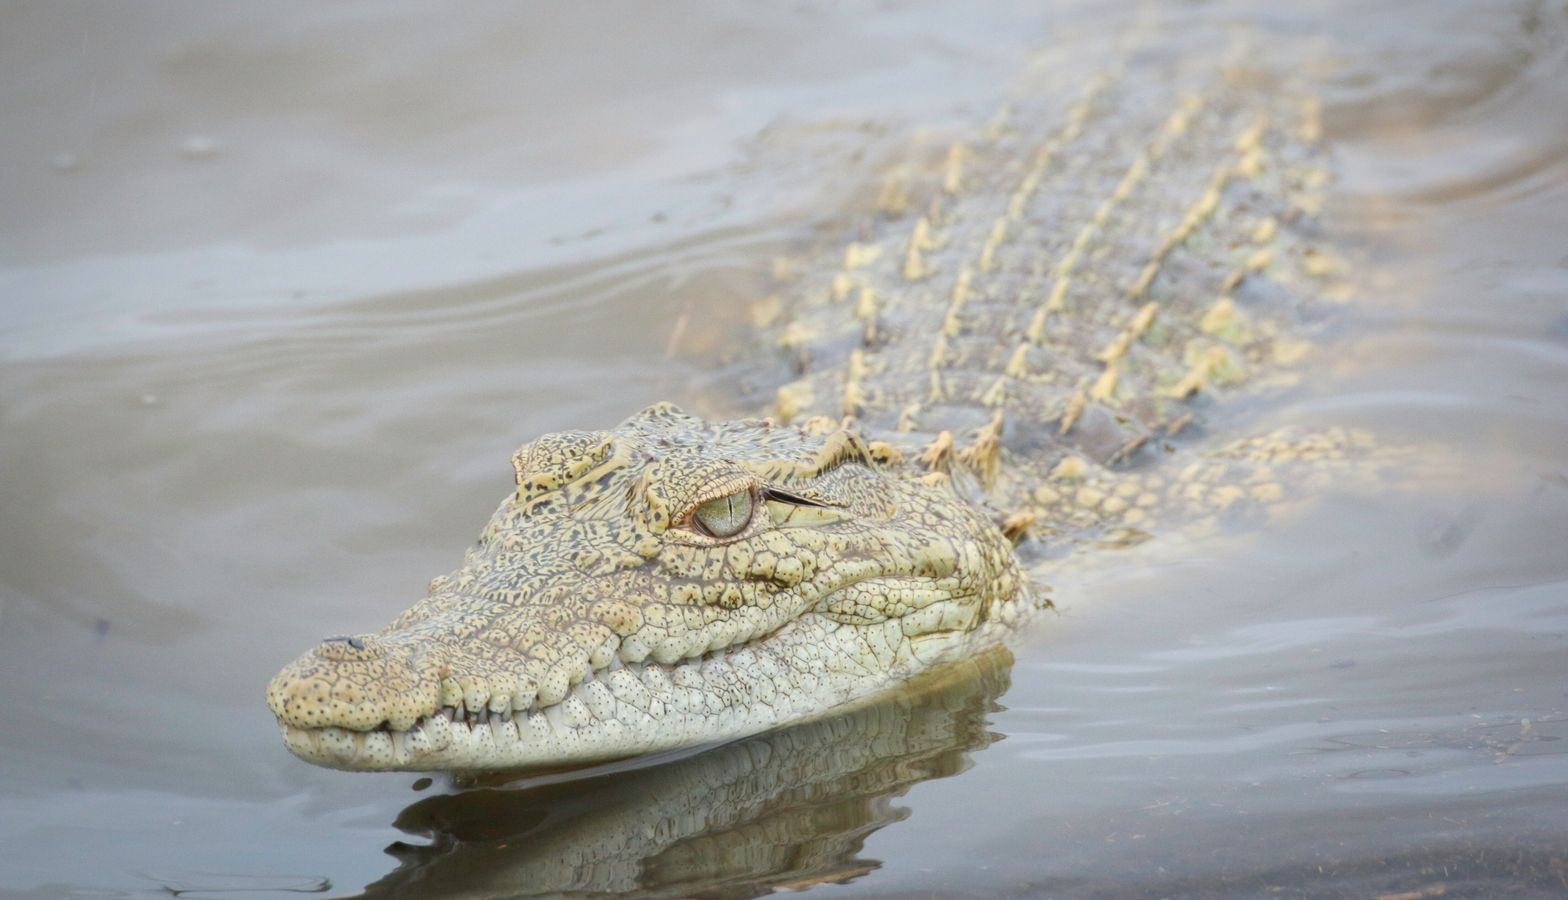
[3,1,1566,897]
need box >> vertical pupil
[698,490,751,537]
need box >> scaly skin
[269,21,1384,771]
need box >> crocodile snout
[267,634,442,732]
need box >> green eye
[693,490,754,538]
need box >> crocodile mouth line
[276,629,832,771]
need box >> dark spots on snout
[315,634,384,662]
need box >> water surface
[2,1,1566,897]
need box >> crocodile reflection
[357,648,1011,898]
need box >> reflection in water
[1029,842,1568,899]
[360,650,1011,899]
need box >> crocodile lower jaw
[277,652,765,772]
[275,612,997,772]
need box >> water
[2,1,1566,897]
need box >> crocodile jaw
[274,607,1018,772]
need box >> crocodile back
[764,13,1343,534]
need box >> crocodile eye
[692,489,754,538]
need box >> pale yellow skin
[267,22,1400,772]
[268,408,1029,770]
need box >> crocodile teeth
[488,693,511,718]
[463,687,488,720]
[423,712,452,748]
[388,713,421,732]
[439,678,464,709]
[406,723,433,755]
[542,703,568,733]
[489,717,516,746]
[512,678,539,712]
[523,709,548,740]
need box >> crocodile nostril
[324,635,366,651]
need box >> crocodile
[268,20,1384,772]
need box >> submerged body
[268,23,1366,771]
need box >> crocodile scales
[268,22,1382,771]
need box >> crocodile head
[266,403,1027,771]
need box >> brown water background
[2,1,1566,896]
